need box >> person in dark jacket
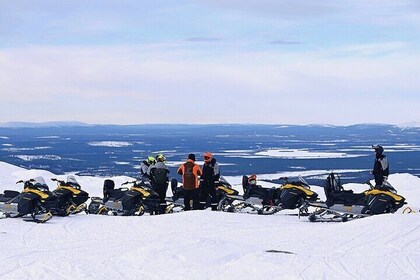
[199,152,220,210]
[177,153,202,210]
[140,155,155,181]
[372,145,389,187]
[147,154,169,214]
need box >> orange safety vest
[177,159,202,190]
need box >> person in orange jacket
[177,153,202,210]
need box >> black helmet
[372,145,384,155]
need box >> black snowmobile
[217,175,318,215]
[0,177,53,223]
[50,175,89,216]
[88,179,168,216]
[167,176,238,211]
[308,172,406,222]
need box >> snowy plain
[0,161,419,280]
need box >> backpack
[153,168,168,185]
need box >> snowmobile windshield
[219,176,231,187]
[32,177,49,191]
[381,181,397,193]
[298,176,310,188]
[66,175,81,189]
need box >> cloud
[0,1,419,124]
[269,40,302,45]
[185,37,223,42]
[0,44,419,124]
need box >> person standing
[140,155,156,181]
[177,153,202,210]
[372,145,389,187]
[199,152,220,210]
[148,154,169,214]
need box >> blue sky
[0,0,419,125]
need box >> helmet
[156,153,166,162]
[248,174,257,185]
[372,145,384,155]
[147,156,156,165]
[203,152,213,163]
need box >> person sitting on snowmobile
[243,175,274,205]
[140,155,156,180]
[147,154,169,214]
[243,174,258,199]
[371,145,389,188]
[199,152,220,211]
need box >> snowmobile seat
[244,185,275,205]
[4,190,20,198]
[248,185,269,198]
[327,191,366,207]
[324,173,366,207]
[0,195,14,202]
[324,173,344,201]
[107,188,127,200]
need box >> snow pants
[199,181,218,210]
[153,183,168,214]
[184,188,199,211]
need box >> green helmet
[147,155,156,165]
[156,153,166,162]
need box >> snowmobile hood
[56,185,81,195]
[217,185,237,195]
[131,187,151,198]
[23,188,49,200]
[364,189,405,203]
[281,184,317,197]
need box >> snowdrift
[0,161,419,279]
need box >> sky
[0,0,419,125]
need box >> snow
[2,146,52,152]
[255,148,367,159]
[224,169,369,186]
[166,161,235,167]
[11,155,62,161]
[88,141,132,147]
[114,161,130,165]
[0,161,419,279]
[36,136,61,139]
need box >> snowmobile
[167,176,238,211]
[88,179,168,216]
[0,177,53,223]
[308,172,406,222]
[50,176,89,216]
[217,175,318,215]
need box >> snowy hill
[0,161,419,279]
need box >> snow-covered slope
[0,161,419,280]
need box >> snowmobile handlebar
[364,180,375,189]
[51,178,65,184]
[121,180,137,186]
[16,178,35,184]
